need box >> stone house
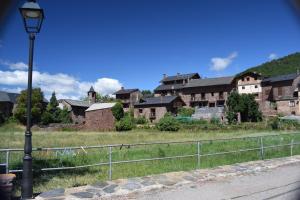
[134,96,185,123]
[58,86,96,124]
[261,73,300,116]
[85,103,116,131]
[0,91,20,119]
[181,76,235,108]
[154,73,201,96]
[114,87,142,111]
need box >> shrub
[115,116,134,131]
[269,117,280,130]
[156,115,180,132]
[112,102,124,121]
[178,107,195,117]
[135,116,147,124]
[58,108,72,124]
[210,117,221,125]
[0,111,5,125]
[41,111,52,125]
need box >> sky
[1,0,300,100]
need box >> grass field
[1,122,300,195]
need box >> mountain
[240,52,300,77]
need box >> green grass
[1,122,300,195]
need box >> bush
[178,107,195,117]
[0,111,5,125]
[135,116,147,124]
[112,102,124,121]
[210,117,221,125]
[41,111,52,125]
[115,116,134,131]
[156,115,180,132]
[58,108,72,124]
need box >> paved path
[137,161,300,200]
[36,156,300,200]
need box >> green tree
[178,107,194,117]
[226,91,262,124]
[111,102,124,121]
[141,90,154,97]
[14,88,45,125]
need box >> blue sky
[1,0,300,99]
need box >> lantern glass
[19,2,44,33]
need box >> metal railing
[0,133,300,180]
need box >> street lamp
[19,0,44,199]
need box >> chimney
[163,74,167,79]
[177,73,180,77]
[121,86,124,90]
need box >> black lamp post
[19,0,44,199]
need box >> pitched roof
[88,86,95,93]
[114,88,139,95]
[86,103,116,112]
[262,73,300,83]
[0,91,19,103]
[161,73,200,82]
[185,76,234,88]
[154,83,185,92]
[134,96,180,107]
[60,99,91,107]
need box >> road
[136,162,300,200]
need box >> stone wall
[134,106,167,123]
[85,108,115,131]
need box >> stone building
[114,87,142,111]
[154,73,201,96]
[58,86,96,124]
[85,103,116,131]
[261,73,300,116]
[0,91,20,119]
[134,96,185,123]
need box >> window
[241,78,244,81]
[191,93,195,101]
[242,86,245,89]
[201,93,205,99]
[247,77,250,81]
[293,91,298,98]
[150,108,156,118]
[211,92,214,97]
[139,109,143,114]
[219,91,224,99]
[254,77,257,80]
[289,101,295,107]
[278,87,283,96]
[255,85,258,88]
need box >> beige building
[114,87,142,111]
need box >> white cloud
[268,53,277,60]
[210,52,238,71]
[0,69,122,100]
[0,60,28,70]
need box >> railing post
[6,150,9,174]
[108,146,112,180]
[291,139,294,157]
[260,137,264,160]
[197,141,201,169]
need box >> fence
[1,133,300,180]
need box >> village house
[114,87,142,111]
[58,86,96,124]
[261,73,300,116]
[134,96,185,122]
[154,73,201,97]
[0,91,20,119]
[85,103,116,131]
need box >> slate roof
[185,76,234,88]
[0,91,19,103]
[154,83,185,92]
[88,86,95,93]
[61,99,91,107]
[161,73,200,82]
[134,96,179,107]
[114,88,139,95]
[86,103,116,112]
[262,73,300,83]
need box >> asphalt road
[136,162,300,200]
